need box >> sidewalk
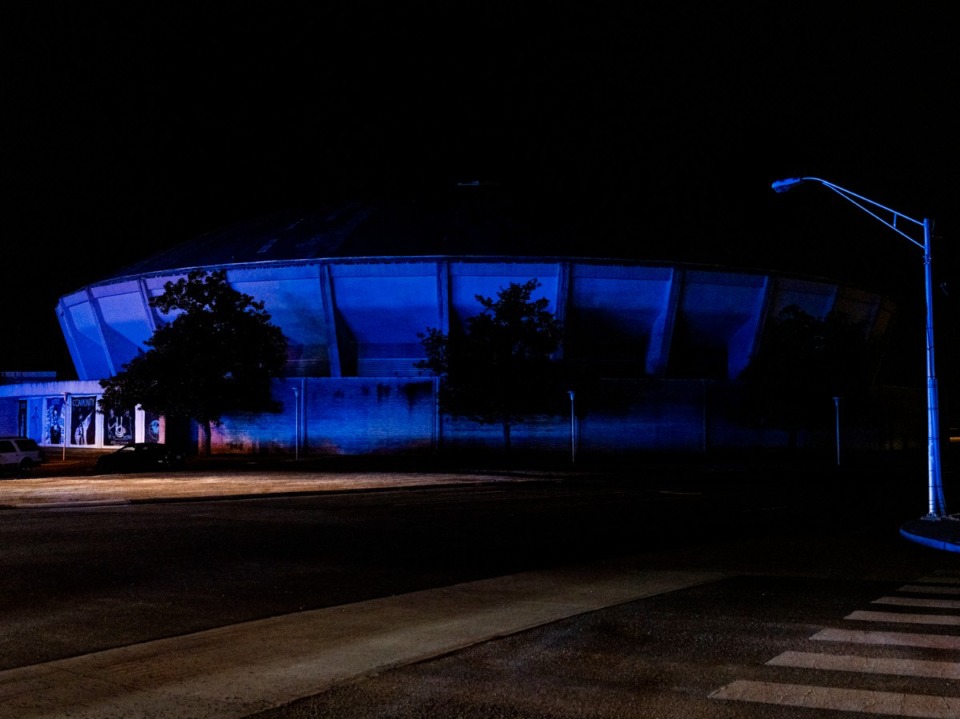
[0,557,719,718]
[3,447,596,509]
[0,470,557,509]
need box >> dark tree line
[737,304,876,447]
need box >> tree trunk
[201,420,213,456]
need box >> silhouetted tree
[99,269,288,455]
[416,279,564,452]
[738,304,874,448]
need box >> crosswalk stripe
[899,584,960,595]
[812,627,960,649]
[847,610,960,626]
[769,650,960,679]
[710,680,960,717]
[874,596,960,610]
[712,576,960,715]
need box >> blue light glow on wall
[0,255,905,455]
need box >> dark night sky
[1,3,958,377]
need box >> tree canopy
[99,269,288,452]
[738,304,875,445]
[416,279,564,451]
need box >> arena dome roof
[110,182,587,279]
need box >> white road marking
[769,650,960,679]
[710,680,960,718]
[812,627,960,650]
[847,610,960,626]
[899,584,960,595]
[874,596,960,610]
[711,575,960,716]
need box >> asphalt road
[2,451,959,717]
[252,572,960,719]
[0,470,729,669]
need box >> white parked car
[0,436,45,475]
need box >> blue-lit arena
[2,189,920,456]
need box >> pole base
[901,515,960,553]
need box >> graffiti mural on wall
[31,397,153,447]
[71,396,96,445]
[44,397,65,446]
[30,403,41,440]
[145,411,161,443]
[105,408,136,446]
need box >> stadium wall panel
[21,257,908,457]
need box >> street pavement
[1,450,957,718]
[0,454,724,718]
[0,557,718,718]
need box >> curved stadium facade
[1,186,920,456]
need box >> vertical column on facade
[744,274,774,377]
[133,280,159,446]
[86,288,117,377]
[56,299,88,380]
[433,261,451,451]
[861,294,882,335]
[437,260,450,335]
[62,392,72,455]
[135,405,145,443]
[137,278,158,334]
[553,262,571,360]
[646,267,682,376]
[319,263,342,378]
[826,282,841,318]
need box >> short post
[568,390,576,463]
[292,386,300,462]
[61,393,68,461]
[833,396,841,466]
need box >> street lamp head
[771,177,805,193]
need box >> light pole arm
[773,177,925,249]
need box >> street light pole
[921,216,944,518]
[772,177,947,520]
